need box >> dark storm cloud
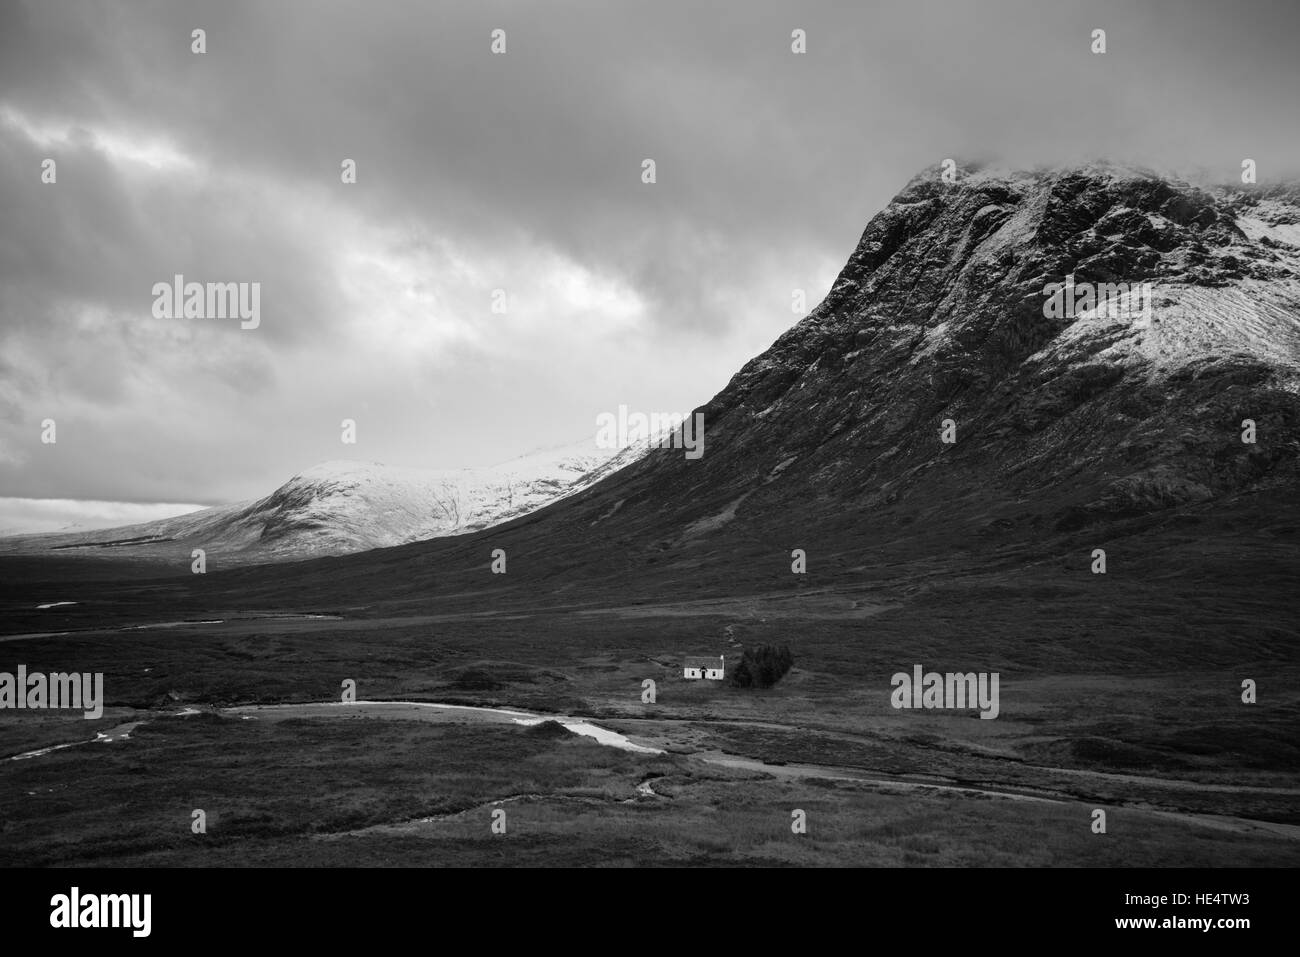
[1,0,1298,507]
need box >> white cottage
[684,655,725,680]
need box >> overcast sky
[1,0,1298,531]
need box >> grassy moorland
[1,710,1294,868]
[0,483,1295,865]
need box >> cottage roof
[684,656,724,669]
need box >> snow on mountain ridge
[0,436,659,564]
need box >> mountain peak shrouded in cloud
[0,0,1298,877]
[321,160,1295,602]
[3,160,1295,560]
[15,160,1290,622]
[3,1,1300,510]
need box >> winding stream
[223,700,666,754]
[7,698,1297,841]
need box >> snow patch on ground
[1237,213,1300,250]
[681,494,750,538]
[909,320,954,362]
[764,456,799,484]
[591,498,625,526]
[1029,280,1300,379]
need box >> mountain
[0,437,652,566]
[602,161,1300,547]
[4,162,1298,620]
[5,162,1295,869]
[437,162,1299,574]
[220,161,1299,605]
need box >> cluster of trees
[730,644,795,689]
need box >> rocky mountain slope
[3,165,1293,866]
[4,162,1297,618]
[306,161,1299,605]
[613,162,1300,547]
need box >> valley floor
[1,583,1297,866]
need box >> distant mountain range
[240,161,1297,607]
[4,162,1297,616]
[0,438,653,566]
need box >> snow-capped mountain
[9,163,1298,596]
[280,161,1300,604]
[0,436,654,565]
